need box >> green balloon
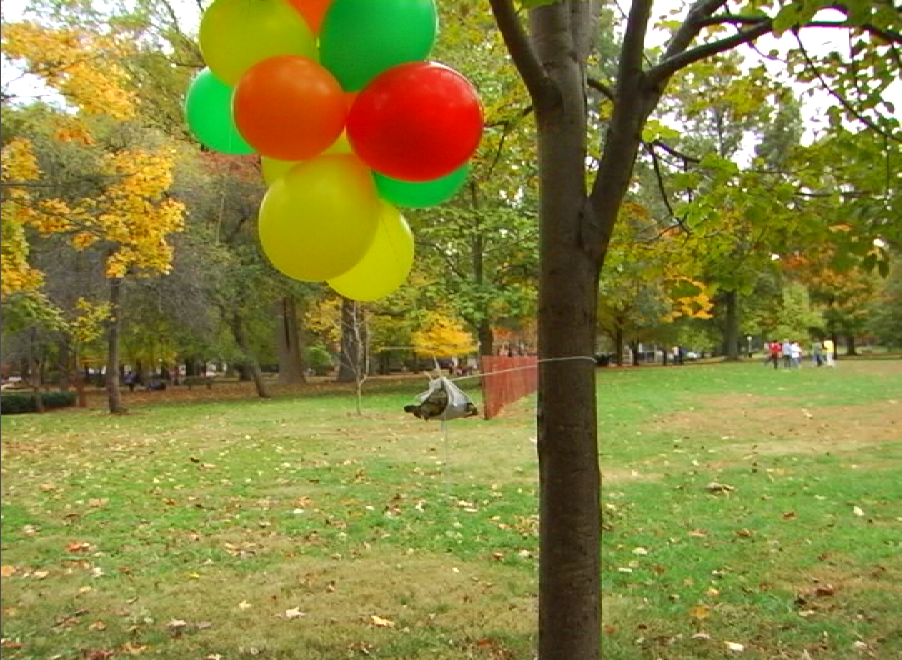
[320,0,438,92]
[374,164,468,208]
[184,68,254,155]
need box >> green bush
[1,391,76,415]
[305,345,334,376]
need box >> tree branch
[487,0,553,103]
[650,139,701,164]
[794,33,902,143]
[648,18,773,87]
[659,0,729,63]
[587,76,615,102]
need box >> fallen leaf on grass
[690,605,710,620]
[283,607,306,619]
[166,619,187,637]
[705,482,735,494]
[67,542,92,553]
[81,650,115,659]
[0,565,17,578]
[370,615,395,628]
[88,621,107,631]
[724,641,745,652]
[33,570,50,579]
[120,642,149,656]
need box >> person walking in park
[781,339,793,369]
[823,338,836,367]
[791,341,802,368]
[812,339,823,367]
[768,341,781,370]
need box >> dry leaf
[724,641,745,651]
[0,566,16,578]
[89,621,107,631]
[33,570,50,579]
[284,607,306,619]
[67,541,92,553]
[120,642,149,656]
[370,615,395,628]
[690,605,710,620]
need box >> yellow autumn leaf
[690,604,711,620]
[370,615,396,628]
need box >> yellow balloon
[328,201,414,301]
[324,131,352,155]
[259,155,379,282]
[260,133,351,186]
[200,0,318,86]
[261,156,295,186]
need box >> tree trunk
[74,350,87,408]
[29,329,45,413]
[106,277,124,414]
[230,314,270,398]
[722,289,740,361]
[537,211,600,660]
[477,318,494,357]
[614,325,624,367]
[532,29,601,656]
[277,295,306,384]
[629,340,640,366]
[846,334,857,355]
[337,297,359,383]
[185,357,199,377]
[58,338,72,392]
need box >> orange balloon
[286,0,332,33]
[234,55,347,161]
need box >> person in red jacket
[767,341,781,370]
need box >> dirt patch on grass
[650,399,901,456]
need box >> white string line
[447,355,597,383]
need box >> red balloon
[234,55,347,161]
[346,62,483,182]
[286,0,332,33]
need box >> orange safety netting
[479,355,538,420]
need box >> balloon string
[448,355,597,384]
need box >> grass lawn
[1,360,900,659]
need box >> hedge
[0,391,77,415]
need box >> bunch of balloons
[184,0,483,301]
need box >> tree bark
[58,338,72,392]
[277,295,306,384]
[722,289,740,361]
[845,334,857,356]
[29,329,45,413]
[106,277,124,414]
[477,318,494,358]
[337,297,360,383]
[614,325,624,367]
[230,314,270,398]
